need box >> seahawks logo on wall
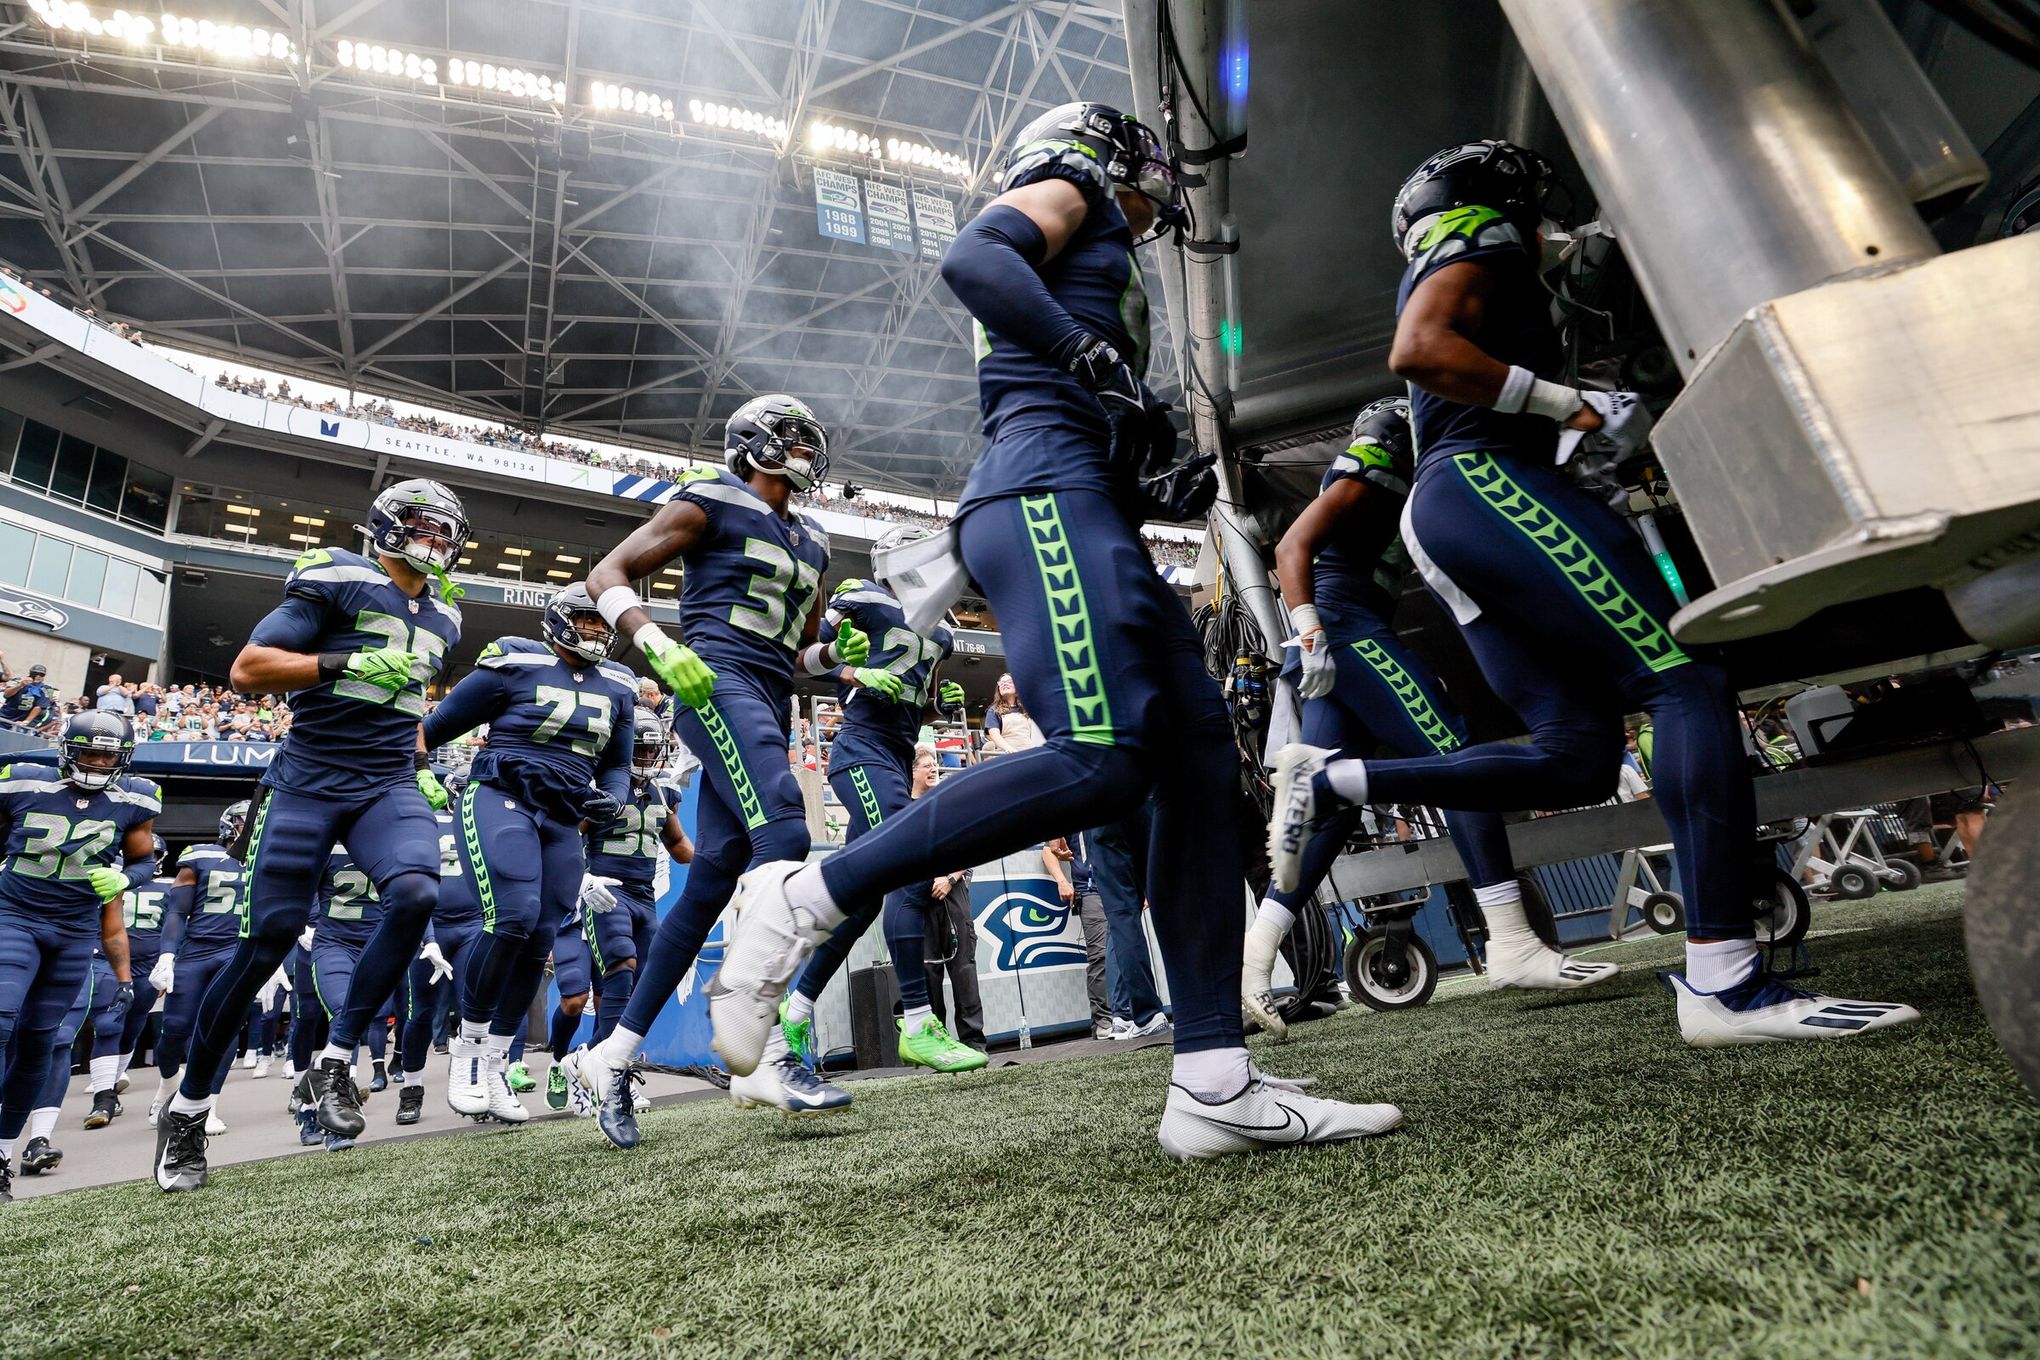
[980,887,1088,971]
[0,589,68,630]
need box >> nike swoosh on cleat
[1202,1102,1310,1143]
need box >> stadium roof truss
[0,0,1176,496]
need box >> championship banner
[814,168,865,244]
[912,190,957,263]
[863,179,915,255]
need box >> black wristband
[412,750,429,773]
[318,652,350,682]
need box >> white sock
[1324,759,1369,805]
[902,1005,934,1032]
[1172,1046,1253,1102]
[783,864,845,931]
[168,1091,212,1117]
[1474,881,1538,950]
[26,1107,58,1142]
[117,1053,134,1079]
[1254,898,1295,932]
[0,1137,13,1164]
[1685,938,1761,992]
[784,991,816,1026]
[404,1068,428,1085]
[1243,915,1286,981]
[89,1055,120,1092]
[596,1024,644,1065]
[458,1020,489,1047]
[483,1033,513,1064]
[317,1042,351,1067]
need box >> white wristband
[633,622,671,655]
[1524,378,1584,423]
[1288,602,1324,639]
[595,584,643,629]
[799,643,836,677]
[1493,365,1536,414]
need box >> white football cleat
[1241,916,1289,1042]
[484,1062,530,1124]
[204,1111,227,1137]
[1486,938,1620,992]
[1158,1068,1402,1162]
[445,1038,490,1116]
[241,1051,258,1070]
[633,1091,651,1115]
[1670,969,1920,1047]
[709,862,832,1077]
[1265,744,1336,894]
[252,1056,273,1079]
[147,1096,163,1127]
[561,1044,617,1110]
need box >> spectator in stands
[2,663,54,730]
[94,673,134,715]
[1082,805,1170,1041]
[904,745,985,1050]
[981,673,1042,757]
[133,682,160,720]
[1045,835,1112,1039]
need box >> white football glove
[256,966,287,1011]
[148,952,176,994]
[579,874,620,915]
[419,941,453,983]
[1283,603,1337,702]
[298,925,316,951]
[1555,389,1655,468]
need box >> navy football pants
[1374,451,1755,938]
[797,753,930,1011]
[452,783,581,1038]
[583,887,650,1046]
[32,955,123,1110]
[159,944,236,1091]
[1272,616,1517,914]
[0,907,94,1140]
[180,780,441,1101]
[817,489,1246,1053]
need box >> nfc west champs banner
[862,180,915,255]
[814,168,866,244]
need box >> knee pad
[604,959,637,979]
[379,871,438,925]
[750,816,812,866]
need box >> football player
[156,479,464,1193]
[419,582,637,1124]
[704,104,1401,1160]
[149,806,248,1134]
[99,833,170,1124]
[0,712,153,1202]
[1246,397,1615,1041]
[294,849,385,1149]
[1268,141,1915,1045]
[15,942,130,1174]
[572,395,863,1143]
[780,553,983,1079]
[393,808,460,1126]
[531,879,594,1101]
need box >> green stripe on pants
[460,784,498,933]
[585,910,605,975]
[697,701,766,830]
[849,767,884,831]
[235,790,273,940]
[1350,639,1461,755]
[1019,492,1115,746]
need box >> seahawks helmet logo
[979,888,1086,971]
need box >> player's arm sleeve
[593,695,634,806]
[247,593,328,652]
[940,205,1092,367]
[162,877,196,949]
[420,668,504,748]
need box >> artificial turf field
[7,881,2036,1360]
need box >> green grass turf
[7,881,2037,1359]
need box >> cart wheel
[1830,863,1877,900]
[1641,891,1686,935]
[1753,869,1811,947]
[1884,858,1923,893]
[1966,783,2039,1103]
[1343,930,1438,1011]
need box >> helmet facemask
[387,503,464,575]
[751,413,829,491]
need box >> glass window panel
[0,409,23,469]
[99,556,140,618]
[85,448,127,514]
[0,522,33,586]
[67,547,106,606]
[50,434,93,502]
[27,537,71,597]
[12,420,57,490]
[133,569,166,624]
[122,465,173,529]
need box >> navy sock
[549,1005,581,1061]
[594,966,636,1043]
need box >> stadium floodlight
[811,117,968,177]
[336,38,438,85]
[30,3,297,64]
[587,81,677,122]
[444,57,560,105]
[688,100,787,145]
[884,136,972,179]
[807,119,882,163]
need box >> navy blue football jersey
[315,850,385,949]
[668,468,831,692]
[960,143,1155,511]
[124,874,175,953]
[584,781,671,892]
[825,581,952,768]
[0,762,160,928]
[1394,208,1563,467]
[172,842,245,951]
[248,545,462,797]
[1311,434,1415,639]
[422,637,637,823]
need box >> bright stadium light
[588,81,677,122]
[444,57,560,105]
[807,119,881,162]
[810,116,967,176]
[336,38,438,85]
[29,2,297,63]
[686,100,787,145]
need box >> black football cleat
[20,1137,61,1174]
[154,1109,209,1192]
[395,1083,424,1126]
[306,1057,366,1138]
[83,1090,118,1129]
[0,1153,12,1203]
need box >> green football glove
[853,667,905,702]
[416,767,449,811]
[832,620,870,667]
[346,646,420,695]
[86,866,129,903]
[938,680,966,709]
[641,628,716,710]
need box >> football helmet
[1004,101,1184,244]
[543,582,615,665]
[59,711,135,792]
[1391,140,1568,260]
[630,707,674,781]
[725,395,828,491]
[366,478,467,575]
[219,799,251,847]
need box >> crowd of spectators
[0,658,295,744]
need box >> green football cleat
[898,1017,988,1073]
[780,1001,816,1070]
[545,1064,569,1111]
[506,1061,536,1093]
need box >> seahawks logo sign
[979,887,1087,971]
